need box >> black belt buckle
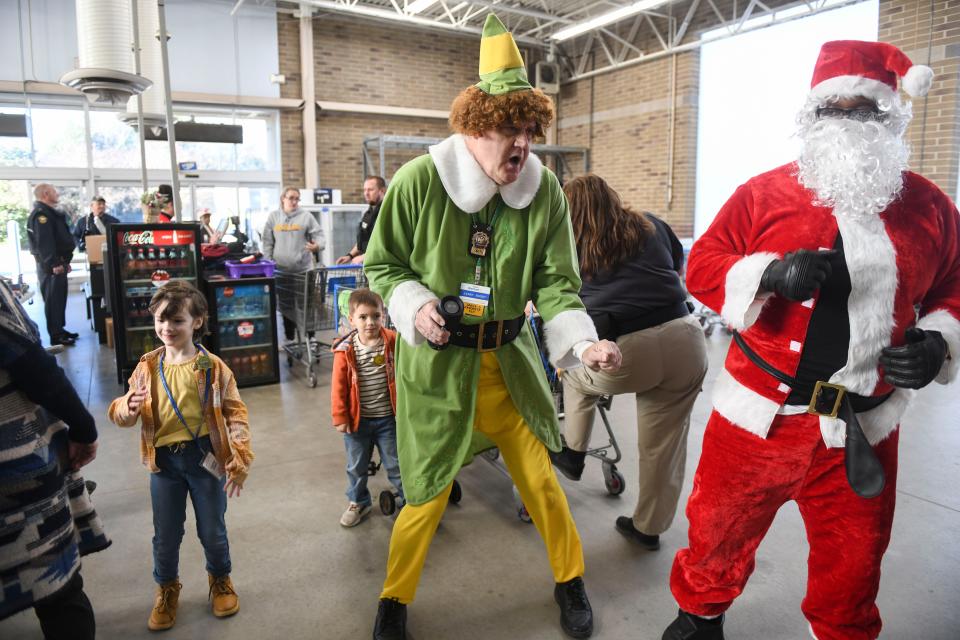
[807,381,846,418]
[477,320,503,352]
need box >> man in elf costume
[364,14,621,640]
[665,41,960,640]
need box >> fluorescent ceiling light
[551,0,668,41]
[406,0,440,14]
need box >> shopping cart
[275,264,367,387]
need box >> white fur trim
[386,280,437,347]
[828,215,898,396]
[428,134,543,213]
[808,623,819,639]
[544,309,598,369]
[810,75,897,104]
[720,252,779,330]
[818,387,914,448]
[711,369,781,438]
[916,308,960,384]
[902,64,934,97]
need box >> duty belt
[732,332,889,499]
[448,315,525,352]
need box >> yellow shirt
[152,353,209,447]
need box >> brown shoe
[208,574,239,618]
[148,581,182,631]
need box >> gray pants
[561,315,707,535]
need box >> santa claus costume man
[664,40,960,640]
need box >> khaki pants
[562,315,707,535]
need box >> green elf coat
[364,133,598,505]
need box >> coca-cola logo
[123,230,155,245]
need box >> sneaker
[550,447,586,481]
[662,609,725,640]
[615,516,660,550]
[147,580,182,631]
[208,574,240,618]
[373,597,407,640]
[554,576,594,638]
[340,502,372,527]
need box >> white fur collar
[428,134,543,213]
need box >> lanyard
[158,345,212,447]
[470,199,505,285]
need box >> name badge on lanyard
[158,347,223,480]
[459,283,491,318]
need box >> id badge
[200,452,225,480]
[459,283,491,318]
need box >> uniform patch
[37,215,48,224]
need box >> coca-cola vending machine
[108,223,203,385]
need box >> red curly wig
[449,86,554,137]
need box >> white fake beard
[796,118,909,219]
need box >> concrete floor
[3,284,959,639]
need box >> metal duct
[123,0,166,128]
[60,0,151,104]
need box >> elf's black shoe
[373,598,406,640]
[554,576,593,638]
[63,330,80,339]
[662,609,725,640]
[615,516,660,550]
[550,447,586,481]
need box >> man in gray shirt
[262,187,324,340]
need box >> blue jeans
[150,437,231,585]
[344,416,403,506]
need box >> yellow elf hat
[475,13,532,95]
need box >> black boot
[614,516,660,550]
[554,576,593,638]
[550,447,586,481]
[662,609,725,640]
[373,598,406,640]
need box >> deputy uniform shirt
[356,203,381,254]
[151,353,209,447]
[352,333,393,418]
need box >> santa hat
[809,40,934,103]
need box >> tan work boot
[208,574,240,618]
[148,580,182,631]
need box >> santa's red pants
[670,411,899,640]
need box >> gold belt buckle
[477,319,504,352]
[807,381,846,418]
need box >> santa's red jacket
[687,162,960,448]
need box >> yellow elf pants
[380,352,585,604]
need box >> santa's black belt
[732,332,890,499]
[448,315,525,352]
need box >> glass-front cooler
[208,277,280,387]
[108,223,203,385]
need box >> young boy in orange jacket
[331,288,403,527]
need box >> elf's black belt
[732,332,890,499]
[448,315,525,352]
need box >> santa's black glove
[879,327,948,389]
[759,249,835,301]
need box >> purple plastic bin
[224,259,276,279]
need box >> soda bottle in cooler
[258,353,269,377]
[146,246,157,273]
[179,246,191,275]
[125,249,137,278]
[135,247,147,278]
[157,246,168,270]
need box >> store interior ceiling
[271,0,862,81]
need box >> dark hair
[348,288,384,314]
[91,196,106,204]
[563,174,655,279]
[157,184,173,198]
[365,176,386,190]
[148,280,209,337]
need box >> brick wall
[277,13,485,201]
[881,0,960,198]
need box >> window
[31,108,87,167]
[0,107,32,167]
